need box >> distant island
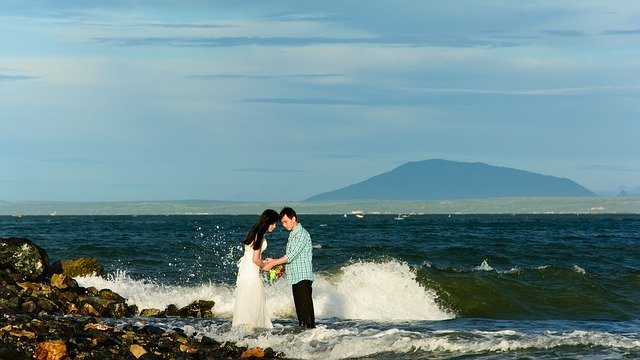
[307,159,595,201]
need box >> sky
[1,1,639,202]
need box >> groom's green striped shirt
[284,223,314,284]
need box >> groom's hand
[263,260,274,271]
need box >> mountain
[306,159,595,201]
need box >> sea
[2,209,640,358]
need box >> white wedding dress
[232,238,272,332]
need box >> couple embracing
[232,207,315,333]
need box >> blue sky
[1,1,639,202]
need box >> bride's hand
[263,260,274,272]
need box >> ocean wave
[419,263,640,320]
[76,260,453,322]
[195,321,640,360]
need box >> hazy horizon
[2,196,639,216]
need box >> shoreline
[0,238,284,360]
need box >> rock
[84,323,113,331]
[50,273,78,290]
[0,238,49,282]
[180,343,198,354]
[242,346,266,358]
[36,298,58,313]
[34,339,67,360]
[164,304,179,316]
[10,329,36,340]
[20,300,38,314]
[106,301,128,318]
[178,300,215,318]
[140,308,161,317]
[140,325,165,335]
[0,286,20,311]
[130,344,147,358]
[98,289,125,303]
[81,303,101,317]
[49,257,103,277]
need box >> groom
[264,207,315,328]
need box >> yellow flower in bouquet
[268,265,284,285]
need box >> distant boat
[355,214,364,219]
[394,214,404,220]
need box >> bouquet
[267,265,284,285]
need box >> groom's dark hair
[279,207,297,220]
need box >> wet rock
[130,343,147,358]
[140,325,165,335]
[98,289,125,303]
[81,303,101,317]
[0,238,49,282]
[50,274,78,290]
[164,304,180,317]
[9,329,36,340]
[84,323,113,331]
[178,300,215,318]
[242,346,266,358]
[36,299,58,313]
[139,308,161,317]
[34,339,67,360]
[0,292,20,311]
[49,257,103,277]
[20,300,38,314]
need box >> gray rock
[0,238,49,282]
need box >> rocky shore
[1,237,284,359]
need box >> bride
[232,209,279,332]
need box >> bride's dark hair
[244,209,279,250]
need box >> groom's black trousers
[292,280,315,328]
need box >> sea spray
[75,270,236,314]
[315,260,452,321]
[76,260,452,321]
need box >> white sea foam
[75,260,452,322]
[314,260,452,321]
[200,325,640,360]
[75,270,236,314]
[572,264,586,274]
[474,259,493,271]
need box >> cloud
[241,85,640,107]
[184,73,343,80]
[581,164,640,172]
[39,157,104,165]
[602,28,640,35]
[242,98,361,105]
[0,74,38,82]
[265,12,339,22]
[233,168,305,173]
[93,35,523,48]
[540,30,586,37]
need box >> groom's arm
[263,256,286,271]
